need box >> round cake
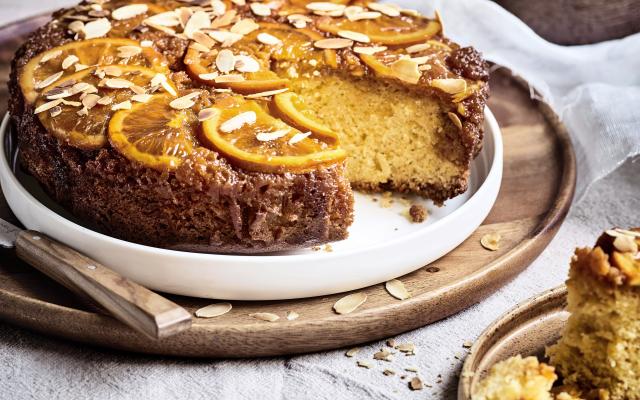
[9,0,489,253]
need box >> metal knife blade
[0,217,21,249]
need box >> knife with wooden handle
[0,218,192,339]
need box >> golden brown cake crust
[9,1,488,252]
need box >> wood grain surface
[0,15,576,358]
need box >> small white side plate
[0,109,502,300]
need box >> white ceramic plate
[0,110,502,300]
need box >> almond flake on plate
[245,88,288,98]
[288,131,311,145]
[367,2,400,17]
[40,50,63,64]
[356,360,372,369]
[345,347,359,357]
[285,311,299,321]
[34,99,64,114]
[250,3,272,17]
[409,377,423,390]
[480,232,501,251]
[396,342,415,354]
[195,302,232,318]
[257,32,282,46]
[385,279,411,300]
[256,129,290,142]
[249,312,280,322]
[82,18,111,39]
[337,30,370,43]
[373,348,393,361]
[36,71,64,90]
[112,4,148,20]
[198,107,220,121]
[111,100,132,111]
[353,46,386,55]
[314,38,353,49]
[131,94,153,103]
[220,111,257,132]
[333,292,367,314]
[230,18,259,35]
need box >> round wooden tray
[458,286,568,399]
[0,15,575,358]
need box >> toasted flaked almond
[250,3,271,16]
[198,107,220,121]
[613,235,639,253]
[169,92,200,110]
[480,233,501,251]
[74,63,90,72]
[131,94,153,103]
[350,10,381,21]
[76,107,89,116]
[220,111,257,132]
[208,30,243,45]
[34,99,64,114]
[97,96,113,105]
[61,99,81,107]
[195,302,232,318]
[117,45,142,58]
[82,18,111,39]
[211,9,237,29]
[101,65,123,77]
[435,9,444,35]
[111,100,132,111]
[313,8,345,17]
[306,2,345,12]
[396,342,415,353]
[286,311,299,321]
[112,4,148,20]
[245,88,288,98]
[130,85,146,95]
[231,18,259,35]
[68,20,85,34]
[81,93,101,109]
[409,377,423,391]
[256,129,290,142]
[40,49,63,63]
[214,74,245,83]
[144,11,180,27]
[463,340,473,348]
[411,56,431,65]
[288,131,311,145]
[287,14,310,28]
[177,7,193,27]
[609,228,640,238]
[36,71,64,90]
[390,58,421,84]
[103,78,135,89]
[154,74,177,96]
[430,78,467,94]
[184,11,211,39]
[140,39,154,48]
[343,5,363,20]
[406,42,430,54]
[373,348,393,361]
[215,49,236,73]
[231,0,246,5]
[353,45,386,55]
[190,42,212,53]
[257,32,282,46]
[337,30,370,43]
[314,38,353,49]
[49,106,62,117]
[448,112,463,129]
[367,2,400,17]
[249,312,279,322]
[192,31,216,49]
[357,360,372,369]
[210,0,227,16]
[235,55,260,73]
[383,369,396,376]
[385,279,411,300]
[333,292,367,314]
[345,347,359,357]
[405,366,419,372]
[198,72,219,80]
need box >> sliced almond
[112,4,148,20]
[111,100,132,111]
[288,131,311,145]
[353,46,386,55]
[430,78,467,94]
[406,43,430,53]
[396,342,415,354]
[343,5,363,20]
[613,235,639,254]
[409,377,423,391]
[383,369,396,376]
[220,111,257,133]
[480,233,501,251]
[367,2,400,17]
[211,9,237,29]
[210,0,227,16]
[234,55,260,73]
[214,74,245,83]
[385,279,411,300]
[405,366,419,373]
[97,96,113,105]
[169,92,200,110]
[286,311,299,321]
[144,11,181,27]
[231,0,246,5]
[257,32,282,46]
[345,347,359,357]
[68,21,85,34]
[198,107,220,121]
[287,14,311,28]
[249,312,280,322]
[117,45,142,58]
[103,78,135,89]
[177,7,193,28]
[448,112,463,129]
[411,56,431,65]
[34,99,64,114]
[614,228,640,238]
[184,11,211,39]
[256,129,290,142]
[208,30,243,45]
[49,106,62,117]
[40,50,63,63]
[337,30,370,43]
[314,38,353,49]
[74,63,90,72]
[250,3,272,17]
[36,71,64,90]
[306,2,345,12]
[195,302,232,318]
[230,18,259,35]
[390,58,421,84]
[350,11,381,21]
[81,93,101,109]
[82,18,111,39]
[131,94,153,103]
[198,72,219,81]
[333,292,367,315]
[245,88,288,98]
[356,360,372,369]
[140,40,154,48]
[373,348,393,361]
[215,49,236,73]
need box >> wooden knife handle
[15,230,192,340]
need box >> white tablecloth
[0,1,638,399]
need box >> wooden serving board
[0,15,575,358]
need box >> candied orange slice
[184,23,336,94]
[109,94,198,170]
[35,65,177,150]
[317,14,441,46]
[201,96,345,173]
[20,38,168,104]
[272,92,338,141]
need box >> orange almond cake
[9,0,489,253]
